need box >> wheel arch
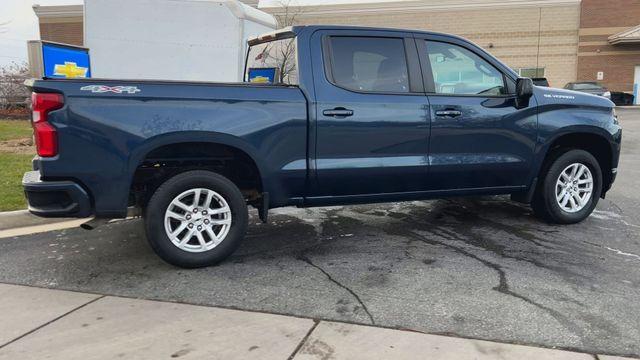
[536,126,615,196]
[127,131,270,206]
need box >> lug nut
[204,219,210,224]
[188,223,194,229]
[186,214,192,220]
[193,208,198,213]
[197,225,202,231]
[202,210,208,215]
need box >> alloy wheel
[555,163,593,213]
[164,188,232,253]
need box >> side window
[425,41,506,96]
[327,37,410,93]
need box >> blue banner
[42,43,91,79]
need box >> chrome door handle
[435,110,462,118]
[323,108,354,117]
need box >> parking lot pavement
[0,109,638,357]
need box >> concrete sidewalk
[0,284,635,360]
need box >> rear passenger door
[309,30,430,198]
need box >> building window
[517,68,545,78]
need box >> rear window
[245,37,298,85]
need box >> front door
[309,30,430,197]
[416,37,538,190]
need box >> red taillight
[31,93,63,157]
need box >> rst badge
[80,85,141,94]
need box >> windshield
[245,37,298,85]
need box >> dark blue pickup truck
[23,26,621,268]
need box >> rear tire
[145,170,248,268]
[532,149,602,224]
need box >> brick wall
[39,17,83,46]
[580,0,640,28]
[267,2,580,87]
[578,54,639,92]
[577,0,640,93]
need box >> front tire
[532,149,602,224]
[145,170,248,268]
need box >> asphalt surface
[1,109,639,357]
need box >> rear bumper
[22,171,92,218]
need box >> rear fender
[128,131,270,198]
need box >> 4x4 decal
[80,85,141,94]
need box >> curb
[0,219,90,239]
[0,209,29,217]
[0,209,78,232]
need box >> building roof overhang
[259,0,581,15]
[609,25,640,45]
[31,1,264,20]
[32,4,83,19]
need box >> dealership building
[33,0,640,97]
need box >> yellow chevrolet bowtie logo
[250,76,270,83]
[53,62,88,78]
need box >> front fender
[530,107,621,190]
[526,87,620,189]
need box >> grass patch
[0,119,32,142]
[0,153,33,211]
[0,119,34,210]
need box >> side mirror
[515,77,534,109]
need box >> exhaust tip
[80,217,110,231]
[80,223,95,231]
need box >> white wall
[85,0,276,82]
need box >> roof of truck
[249,25,466,45]
[293,24,459,38]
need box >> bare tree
[261,0,305,83]
[272,0,305,28]
[0,62,30,110]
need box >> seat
[372,59,408,92]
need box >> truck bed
[25,78,308,218]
